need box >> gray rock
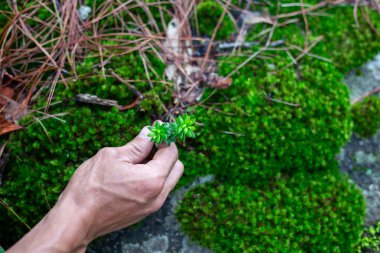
[355,150,377,165]
[122,243,145,253]
[338,122,380,226]
[143,235,169,252]
[367,54,380,81]
[344,52,380,101]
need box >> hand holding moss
[7,125,183,253]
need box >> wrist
[44,196,92,252]
[8,194,93,253]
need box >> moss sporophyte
[147,114,196,145]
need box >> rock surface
[344,53,380,101]
[338,132,380,225]
[87,176,214,253]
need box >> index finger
[146,142,178,177]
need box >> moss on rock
[193,55,351,184]
[177,172,365,253]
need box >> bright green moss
[177,171,365,253]
[177,149,212,188]
[352,96,380,138]
[193,55,351,184]
[195,0,236,40]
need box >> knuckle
[127,140,146,159]
[151,172,166,188]
[97,147,115,157]
[128,141,145,157]
[143,180,163,198]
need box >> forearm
[7,197,91,253]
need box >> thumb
[116,126,154,164]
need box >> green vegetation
[177,172,365,253]
[148,114,196,144]
[357,221,380,253]
[352,96,380,138]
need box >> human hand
[63,124,184,238]
[7,125,184,253]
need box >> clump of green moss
[352,96,380,138]
[193,55,351,184]
[177,171,365,253]
[195,0,236,40]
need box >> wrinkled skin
[8,125,184,253]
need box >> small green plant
[357,221,380,253]
[147,114,196,144]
